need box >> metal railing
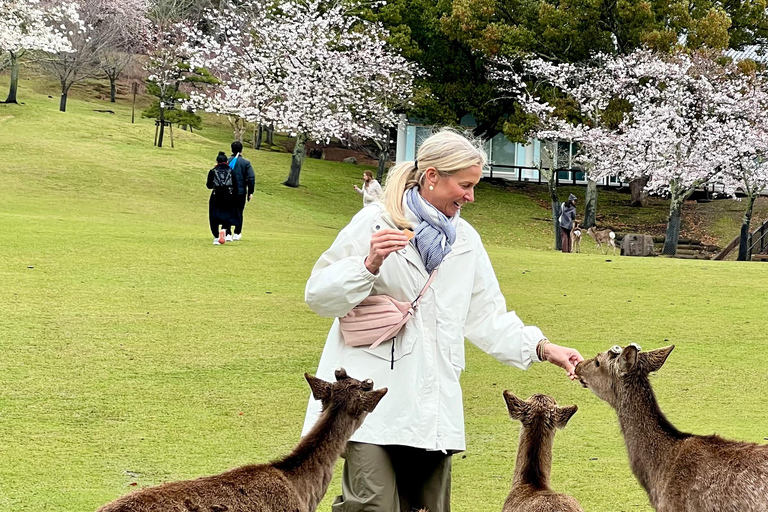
[747,218,768,258]
[484,164,627,187]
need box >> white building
[394,114,625,187]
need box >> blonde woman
[353,170,384,205]
[303,129,582,512]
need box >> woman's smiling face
[420,164,483,217]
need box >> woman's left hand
[542,343,583,380]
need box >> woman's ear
[424,167,438,187]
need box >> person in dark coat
[559,193,577,253]
[207,152,239,245]
[227,141,255,241]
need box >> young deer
[586,226,616,255]
[571,222,582,253]
[502,391,583,512]
[575,345,768,512]
[96,369,387,512]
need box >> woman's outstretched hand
[542,343,584,380]
[364,229,409,274]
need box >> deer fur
[586,226,616,255]
[501,391,583,512]
[575,345,768,512]
[571,222,582,253]
[96,368,387,512]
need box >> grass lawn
[1,77,767,512]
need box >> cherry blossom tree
[716,72,768,260]
[94,0,150,102]
[496,49,755,255]
[0,0,81,104]
[143,7,217,147]
[187,0,417,187]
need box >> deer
[501,391,583,512]
[586,226,616,255]
[571,222,582,253]
[575,345,768,512]
[96,368,387,512]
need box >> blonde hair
[381,128,487,227]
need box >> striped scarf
[404,187,459,273]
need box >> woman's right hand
[364,229,408,274]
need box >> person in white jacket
[304,129,583,512]
[353,170,384,206]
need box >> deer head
[574,345,675,406]
[503,391,578,430]
[305,368,388,421]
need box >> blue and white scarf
[404,187,460,273]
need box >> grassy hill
[1,75,767,512]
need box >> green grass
[1,77,768,512]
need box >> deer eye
[594,359,600,368]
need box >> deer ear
[641,345,674,373]
[305,373,331,401]
[364,388,388,412]
[554,405,578,429]
[503,390,527,421]
[618,345,639,373]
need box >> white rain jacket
[302,202,545,452]
[356,179,384,206]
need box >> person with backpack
[559,193,577,253]
[207,151,239,245]
[227,141,255,241]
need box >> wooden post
[154,120,159,146]
[169,121,174,149]
[131,83,138,124]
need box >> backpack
[212,166,233,194]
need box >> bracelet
[536,339,551,362]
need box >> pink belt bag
[339,270,437,350]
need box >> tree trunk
[266,124,274,146]
[283,133,308,187]
[662,195,684,256]
[377,150,388,182]
[254,124,263,150]
[228,116,245,142]
[4,52,19,104]
[544,167,562,250]
[59,83,69,112]
[737,193,757,261]
[109,75,117,103]
[583,179,597,228]
[629,176,650,207]
[158,106,166,148]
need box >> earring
[429,185,434,190]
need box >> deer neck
[275,406,361,512]
[511,420,554,490]
[615,375,687,494]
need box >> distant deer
[96,369,387,512]
[502,391,583,512]
[586,226,616,255]
[575,345,768,512]
[571,222,582,253]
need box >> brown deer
[96,369,387,512]
[575,345,768,512]
[586,226,616,255]
[501,391,583,512]
[571,222,582,253]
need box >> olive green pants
[332,442,452,512]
